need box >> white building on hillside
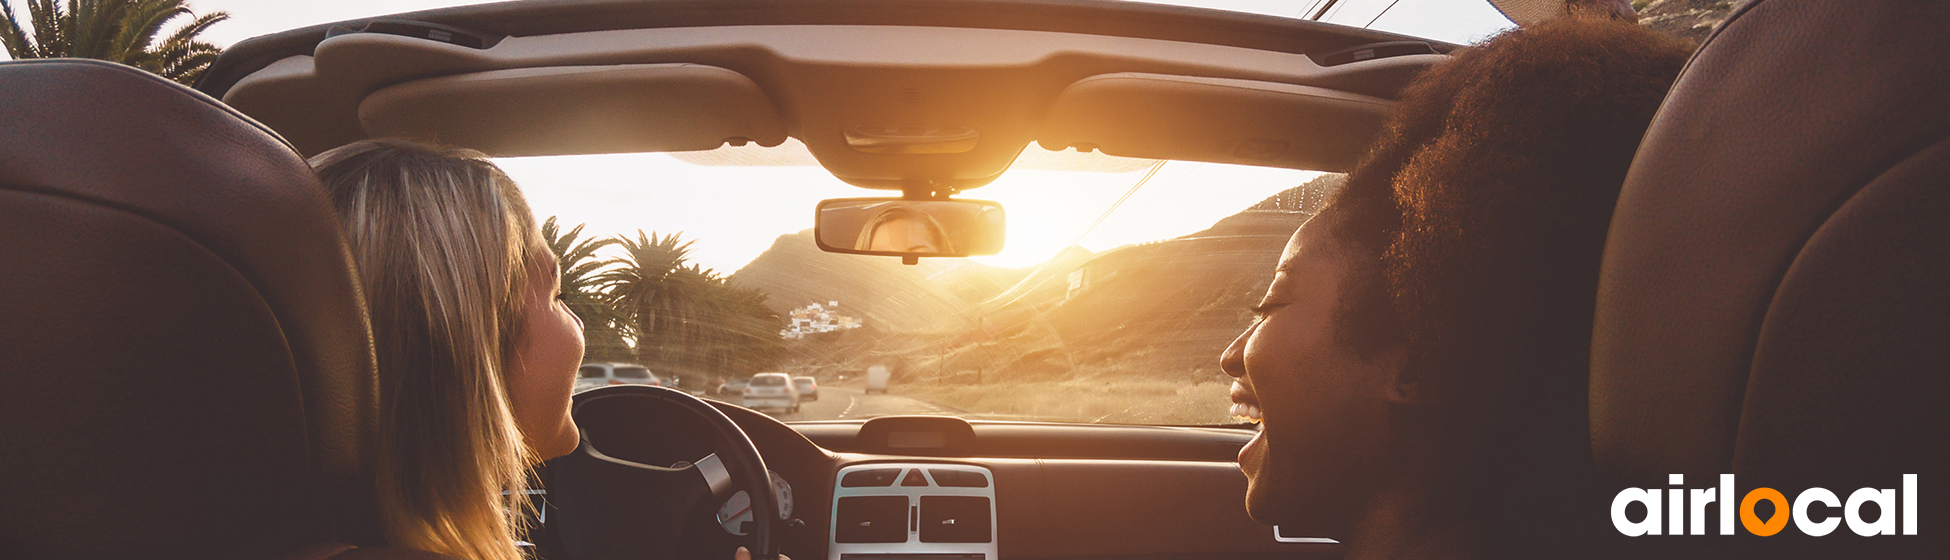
[781,301,861,339]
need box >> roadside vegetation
[1,0,230,85]
[541,217,788,384]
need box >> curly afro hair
[1313,16,1693,552]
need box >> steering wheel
[541,385,780,560]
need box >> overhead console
[1037,72,1391,172]
[831,463,998,560]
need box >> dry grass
[901,378,1235,425]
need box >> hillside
[731,173,1347,389]
[1637,0,1750,43]
[942,174,1348,383]
[729,229,1032,333]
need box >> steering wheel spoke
[541,386,779,560]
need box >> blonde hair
[311,139,547,560]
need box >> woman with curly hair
[1221,12,1693,560]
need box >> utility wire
[1323,0,1355,22]
[1309,0,1343,20]
[1298,0,1328,20]
[1366,0,1406,27]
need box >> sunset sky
[6,0,1514,271]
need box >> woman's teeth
[1230,402,1263,423]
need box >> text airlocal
[1612,474,1918,537]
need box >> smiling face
[507,253,586,461]
[1221,211,1405,535]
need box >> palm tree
[596,231,703,368]
[1,0,230,85]
[596,231,788,377]
[540,217,631,362]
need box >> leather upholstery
[0,59,380,557]
[1592,0,1947,554]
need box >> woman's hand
[735,546,790,560]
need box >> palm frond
[1,0,227,85]
[0,0,42,58]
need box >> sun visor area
[1036,73,1390,172]
[359,64,788,158]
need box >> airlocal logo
[1612,474,1918,537]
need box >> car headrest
[0,59,379,557]
[1591,0,1946,552]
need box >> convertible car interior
[0,1,1941,559]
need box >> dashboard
[532,400,1341,560]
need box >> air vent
[836,496,911,543]
[830,463,998,560]
[919,496,992,543]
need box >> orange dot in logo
[1740,488,1790,536]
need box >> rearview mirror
[814,198,1005,259]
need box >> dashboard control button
[927,469,989,488]
[901,469,929,487]
[841,468,902,487]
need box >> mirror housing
[814,198,1005,259]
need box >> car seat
[1590,0,1947,557]
[0,59,449,559]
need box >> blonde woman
[311,139,581,560]
[312,140,781,560]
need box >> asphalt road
[739,386,959,421]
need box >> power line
[1309,0,1343,20]
[1366,0,1407,27]
[1298,0,1328,20]
[1324,0,1355,21]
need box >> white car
[575,363,663,392]
[741,373,800,413]
[791,376,819,401]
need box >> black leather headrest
[1592,0,1946,554]
[0,59,378,558]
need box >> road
[738,386,960,421]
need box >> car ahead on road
[575,363,664,392]
[717,376,751,397]
[791,376,819,401]
[742,373,799,413]
[7,1,1938,560]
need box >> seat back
[0,59,379,558]
[1591,0,1947,554]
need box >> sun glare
[500,151,1321,273]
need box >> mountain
[730,173,1347,384]
[729,230,1030,333]
[1638,0,1750,43]
[949,174,1347,381]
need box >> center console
[828,463,998,560]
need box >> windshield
[157,0,1513,425]
[513,143,1338,424]
[615,367,652,379]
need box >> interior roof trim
[197,0,1455,99]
